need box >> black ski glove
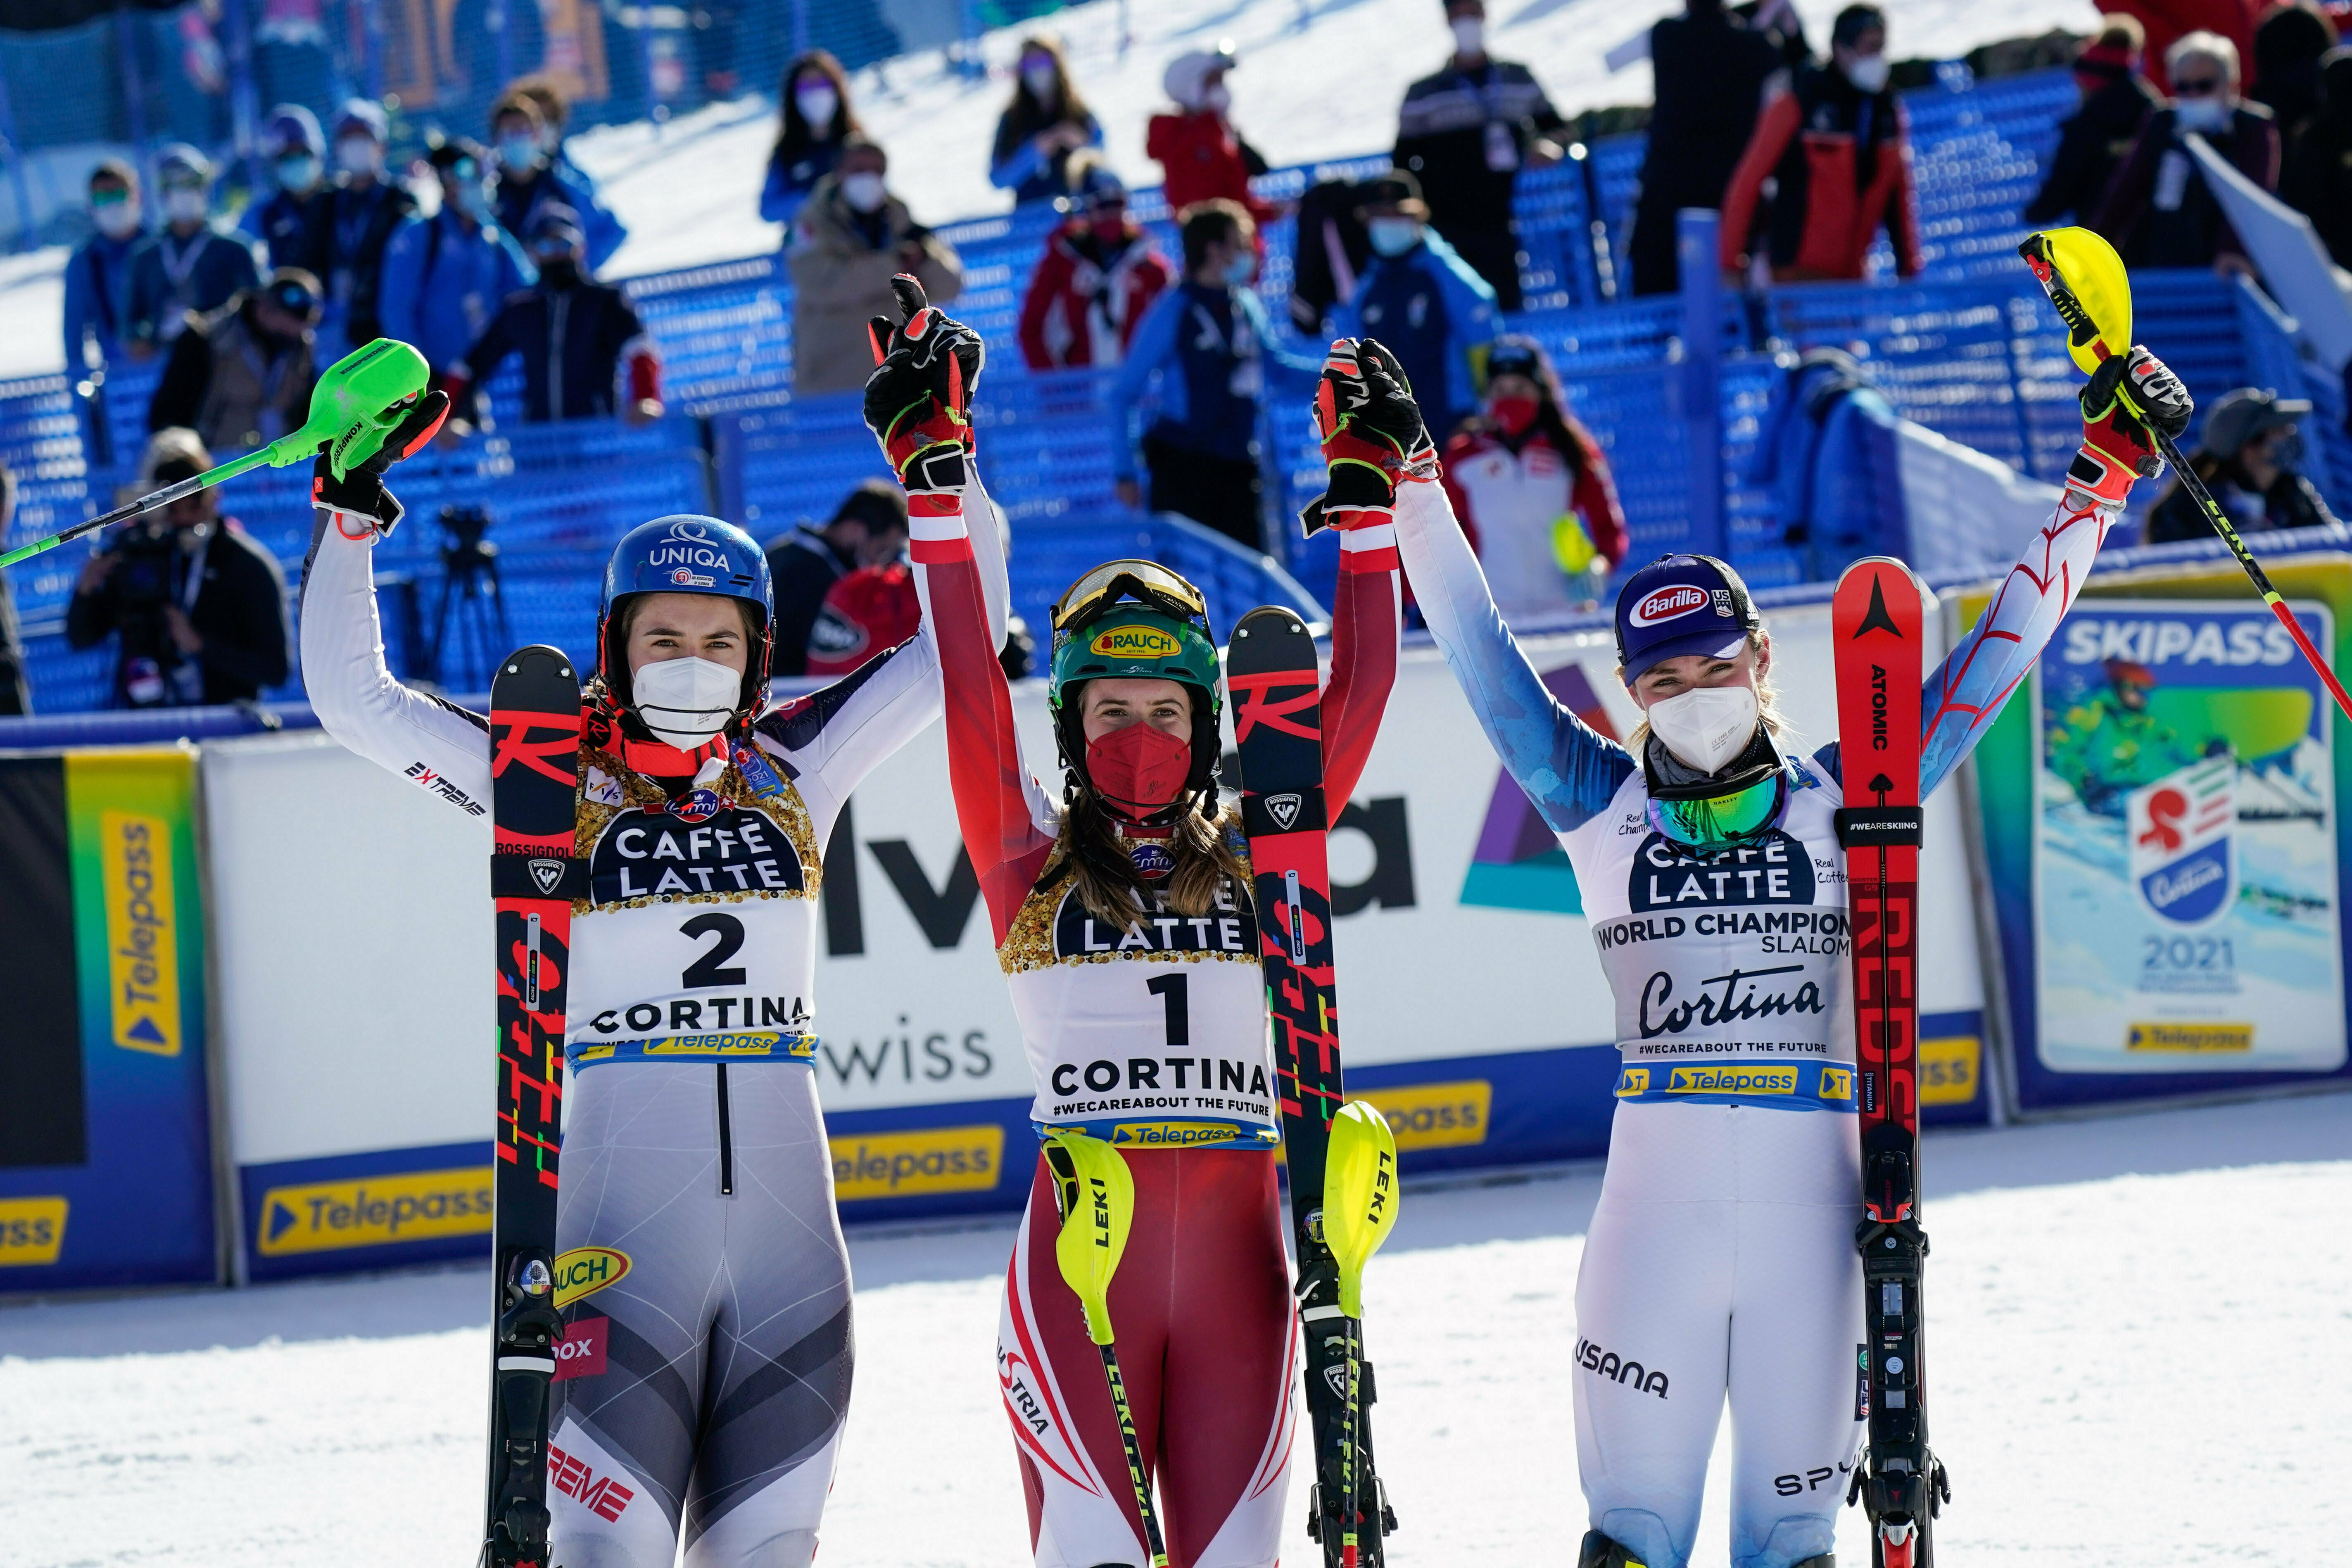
[2075,346,2190,497]
[862,274,984,493]
[310,388,447,537]
[1301,337,1439,534]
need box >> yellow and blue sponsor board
[0,1197,69,1266]
[240,1141,497,1281]
[1613,1059,1856,1110]
[831,1123,1005,1201]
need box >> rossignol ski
[484,646,587,1568]
[1830,560,1950,1568]
[1228,604,1398,1568]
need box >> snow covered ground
[0,0,2095,379]
[5,1088,2347,1567]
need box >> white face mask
[1646,683,1760,774]
[498,134,545,175]
[631,655,743,748]
[1021,60,1059,99]
[2175,97,2232,133]
[94,199,140,239]
[1843,52,1890,93]
[164,187,209,224]
[336,137,380,176]
[795,82,839,132]
[841,171,888,213]
[1202,82,1231,114]
[1368,216,1423,257]
[277,155,321,193]
[1451,17,1485,55]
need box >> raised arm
[1917,347,2193,797]
[1320,519,1402,808]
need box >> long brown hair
[1045,782,1250,932]
[775,50,860,164]
[994,34,1092,159]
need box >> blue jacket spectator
[990,34,1104,204]
[1109,199,1318,550]
[320,98,416,348]
[1331,170,1501,440]
[490,91,627,273]
[126,146,263,355]
[241,104,335,273]
[64,159,146,372]
[452,205,663,425]
[1748,347,1904,580]
[378,140,536,379]
[762,50,861,228]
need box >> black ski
[1229,605,1397,1568]
[484,646,586,1568]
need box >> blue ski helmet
[598,515,775,724]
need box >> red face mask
[1489,393,1540,437]
[1086,722,1193,813]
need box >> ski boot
[1577,1532,1646,1568]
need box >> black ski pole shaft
[0,444,278,570]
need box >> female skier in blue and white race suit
[1383,344,2190,1568]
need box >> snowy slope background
[5,1092,2348,1567]
[0,0,2098,378]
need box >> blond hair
[1046,787,1252,932]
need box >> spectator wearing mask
[1394,0,1567,310]
[148,268,321,454]
[2147,386,2338,541]
[0,462,29,713]
[508,73,606,203]
[764,479,909,678]
[1018,154,1174,369]
[2250,0,2338,143]
[452,205,661,426]
[1440,336,1628,620]
[1331,170,1501,442]
[806,561,921,677]
[67,427,290,709]
[318,98,414,350]
[240,105,334,274]
[990,34,1103,205]
[762,50,861,229]
[1147,44,1276,224]
[2110,0,2258,95]
[125,146,262,357]
[2027,17,2162,226]
[2095,31,2279,277]
[1720,4,1921,284]
[379,140,536,391]
[2281,45,2352,265]
[65,159,146,373]
[1625,0,1787,296]
[489,93,627,274]
[1109,199,1320,548]
[786,137,962,395]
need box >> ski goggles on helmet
[1646,763,1787,853]
[1051,559,1209,635]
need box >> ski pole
[1045,1131,1169,1568]
[2020,228,2352,728]
[1321,1102,1401,1568]
[0,337,432,572]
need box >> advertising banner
[1963,558,2352,1110]
[0,747,218,1294]
[201,606,1991,1271]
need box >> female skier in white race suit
[297,295,1005,1567]
[1376,340,2191,1568]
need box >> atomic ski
[1830,560,1950,1568]
[484,646,587,1568]
[1228,605,1398,1568]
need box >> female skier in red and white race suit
[298,308,1005,1566]
[900,319,1403,1566]
[1384,342,2191,1568]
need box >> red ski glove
[862,274,983,493]
[1301,337,1440,533]
[2071,346,2191,504]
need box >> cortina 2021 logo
[1630,585,1709,627]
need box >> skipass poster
[1965,568,2352,1100]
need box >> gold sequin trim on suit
[997,840,1261,976]
[572,742,824,913]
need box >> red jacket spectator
[1018,219,1173,368]
[1147,47,1276,222]
[805,560,920,677]
[1720,62,1920,282]
[1440,423,1626,620]
[1019,157,1174,368]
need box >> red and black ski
[1228,605,1397,1568]
[484,646,586,1568]
[1831,559,1950,1568]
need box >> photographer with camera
[67,428,291,708]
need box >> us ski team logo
[2127,754,2235,927]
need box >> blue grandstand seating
[16,62,2350,715]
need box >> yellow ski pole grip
[1324,1101,1401,1319]
[1045,1131,1132,1346]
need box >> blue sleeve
[990,119,1047,192]
[1433,249,1501,416]
[1111,290,1183,481]
[1242,290,1322,378]
[237,202,266,242]
[498,230,537,291]
[62,248,90,368]
[1330,271,1365,342]
[1390,484,1635,832]
[759,157,800,225]
[375,220,422,350]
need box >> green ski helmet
[1048,559,1224,800]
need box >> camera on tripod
[109,513,182,614]
[431,503,511,692]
